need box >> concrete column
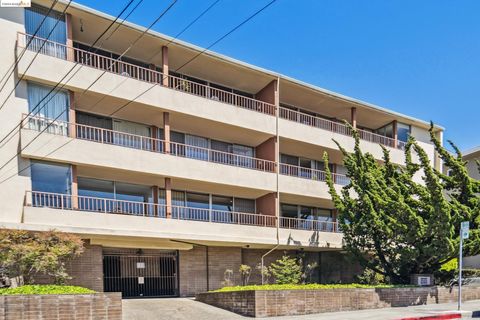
[162,46,169,86]
[71,165,78,209]
[68,91,76,138]
[392,120,398,148]
[165,178,172,218]
[351,107,357,129]
[151,125,158,151]
[152,186,159,216]
[65,13,74,61]
[163,112,170,153]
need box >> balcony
[18,33,276,116]
[279,163,350,186]
[279,107,406,150]
[23,115,276,173]
[25,191,340,234]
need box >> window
[280,203,298,219]
[31,161,71,207]
[397,122,411,142]
[375,123,394,138]
[25,5,67,58]
[234,198,255,213]
[27,82,69,135]
[212,195,233,212]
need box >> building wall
[319,251,364,284]
[179,246,208,296]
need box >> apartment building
[0,1,443,297]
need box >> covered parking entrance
[103,248,178,298]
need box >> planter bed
[196,286,480,317]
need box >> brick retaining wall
[196,286,480,317]
[0,292,122,320]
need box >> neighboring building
[0,1,443,297]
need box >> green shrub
[269,255,302,284]
[0,285,95,295]
[212,283,411,292]
[355,268,386,285]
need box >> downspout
[261,77,281,284]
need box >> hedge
[212,283,414,292]
[0,285,95,295]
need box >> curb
[398,313,462,320]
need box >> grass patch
[0,285,95,295]
[212,283,414,292]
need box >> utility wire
[0,0,138,148]
[85,0,220,112]
[0,0,179,179]
[0,0,60,89]
[0,0,72,110]
[109,0,277,118]
[0,0,277,185]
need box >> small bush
[355,268,386,285]
[0,285,95,295]
[239,265,251,286]
[269,255,302,285]
[212,283,412,292]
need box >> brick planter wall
[196,286,480,317]
[0,292,122,320]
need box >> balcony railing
[279,163,350,186]
[17,32,276,116]
[22,114,276,172]
[25,191,341,233]
[279,107,406,150]
[280,216,339,233]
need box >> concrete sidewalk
[122,298,480,320]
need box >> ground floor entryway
[103,248,178,298]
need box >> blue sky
[75,0,480,152]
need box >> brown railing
[280,216,340,233]
[25,191,341,233]
[279,107,405,150]
[22,114,276,172]
[279,163,350,186]
[17,32,276,116]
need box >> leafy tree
[0,229,84,285]
[269,255,302,284]
[323,124,480,284]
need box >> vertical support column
[392,120,398,148]
[65,13,74,61]
[351,107,357,129]
[152,186,159,216]
[163,112,170,153]
[68,91,76,138]
[162,46,169,86]
[165,178,172,218]
[71,165,78,209]
[151,125,158,151]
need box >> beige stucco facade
[0,1,445,296]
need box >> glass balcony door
[30,161,72,208]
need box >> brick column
[255,137,277,172]
[71,165,78,209]
[392,120,398,148]
[255,79,278,115]
[65,13,74,61]
[163,112,170,153]
[351,107,357,129]
[162,46,169,86]
[165,178,172,218]
[69,91,76,138]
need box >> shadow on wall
[376,287,438,307]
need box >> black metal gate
[103,250,178,298]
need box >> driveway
[123,297,480,320]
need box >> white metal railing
[25,191,166,217]
[279,107,404,150]
[279,163,350,186]
[22,114,276,172]
[279,216,340,233]
[18,32,276,116]
[25,191,341,233]
[171,206,277,227]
